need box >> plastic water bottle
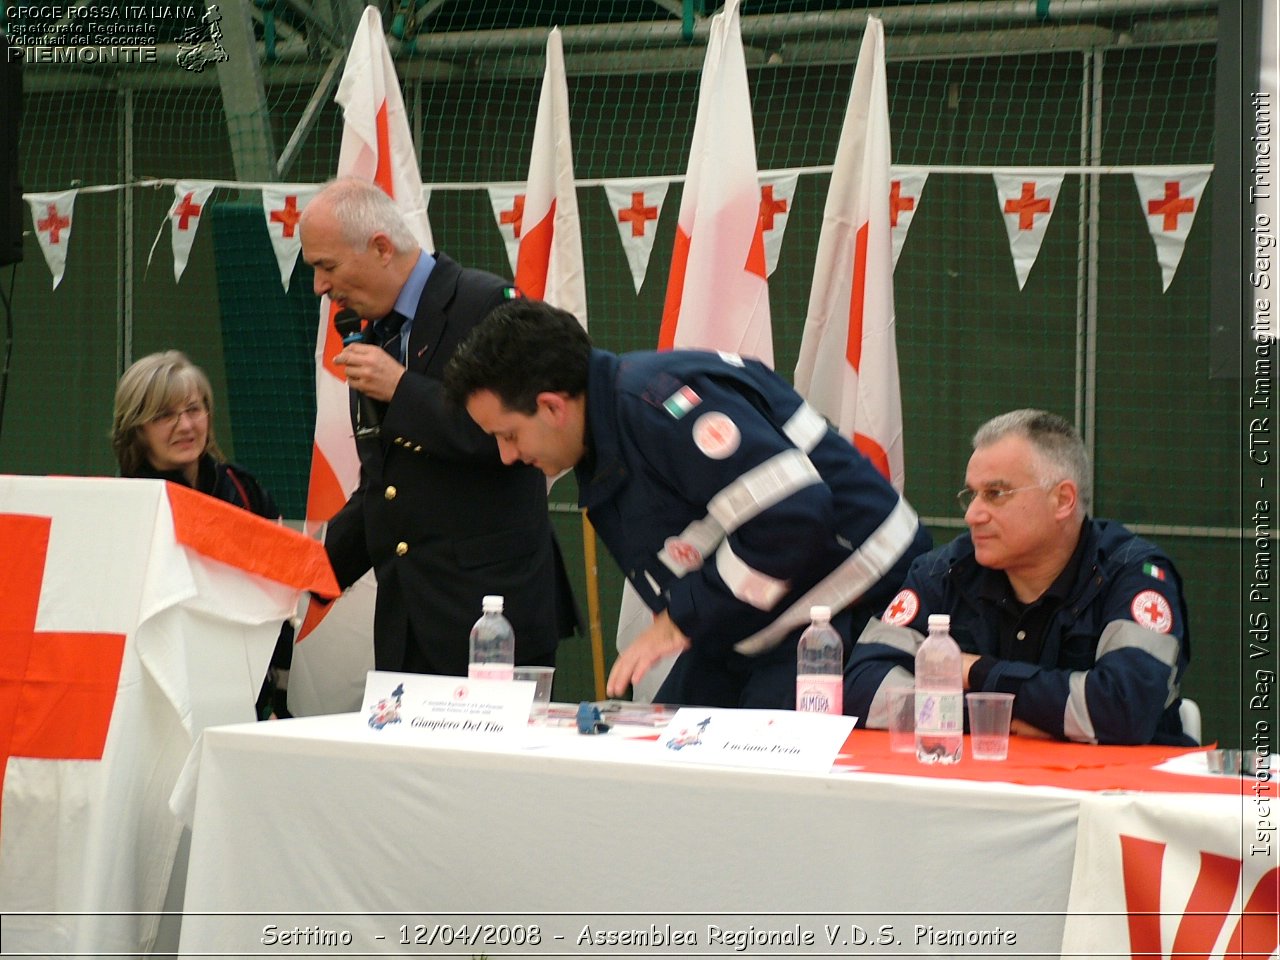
[468,595,514,681]
[795,605,843,715]
[915,613,963,763]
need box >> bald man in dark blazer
[300,177,579,675]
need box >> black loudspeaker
[0,33,22,267]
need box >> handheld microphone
[333,308,384,440]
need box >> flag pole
[581,512,607,700]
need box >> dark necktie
[375,311,408,364]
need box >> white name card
[361,670,532,741]
[655,708,855,773]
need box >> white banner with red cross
[1132,168,1211,292]
[260,184,320,292]
[603,178,670,293]
[1062,788,1278,959]
[757,171,798,277]
[487,184,527,278]
[0,475,336,956]
[166,179,216,283]
[993,172,1064,290]
[26,189,77,289]
[887,168,928,271]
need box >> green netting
[2,1,1250,742]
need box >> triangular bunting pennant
[261,184,319,292]
[603,179,669,294]
[486,184,526,278]
[26,189,76,289]
[168,180,216,283]
[993,172,1063,290]
[515,27,586,325]
[888,168,928,271]
[1132,168,1211,292]
[757,172,798,277]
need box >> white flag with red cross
[658,0,772,363]
[486,184,526,278]
[26,189,76,289]
[513,27,586,325]
[888,168,928,271]
[794,16,904,491]
[0,476,335,956]
[1132,168,1211,292]
[167,180,215,283]
[757,172,798,277]
[603,179,669,293]
[261,184,319,292]
[620,0,773,703]
[993,172,1064,290]
[294,4,435,717]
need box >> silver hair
[973,409,1091,511]
[311,176,418,252]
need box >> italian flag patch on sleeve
[1142,562,1166,581]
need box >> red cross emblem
[173,192,204,230]
[1130,589,1173,634]
[269,195,303,238]
[758,184,788,232]
[618,191,658,237]
[1004,182,1052,230]
[692,412,741,460]
[889,180,916,228]
[37,204,71,244]
[1147,181,1195,232]
[882,588,919,626]
[499,194,527,238]
[663,537,703,573]
[0,515,126,838]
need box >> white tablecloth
[180,714,1088,958]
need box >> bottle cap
[809,604,831,622]
[482,595,505,613]
[927,613,951,630]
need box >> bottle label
[467,663,514,682]
[915,690,962,734]
[795,675,843,715]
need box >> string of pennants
[23,165,1211,294]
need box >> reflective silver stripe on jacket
[715,540,790,610]
[782,402,828,454]
[734,497,920,655]
[1062,619,1182,743]
[658,448,820,577]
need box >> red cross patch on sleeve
[882,588,919,626]
[1130,589,1174,634]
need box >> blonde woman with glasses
[111,349,293,717]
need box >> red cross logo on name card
[0,514,126,838]
[173,192,203,230]
[38,204,70,243]
[500,194,527,238]
[618,191,658,237]
[758,184,788,232]
[1146,181,1195,232]
[889,180,916,228]
[269,195,302,238]
[1004,182,1052,230]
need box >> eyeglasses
[149,402,207,430]
[956,484,1046,512]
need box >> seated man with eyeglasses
[845,409,1194,746]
